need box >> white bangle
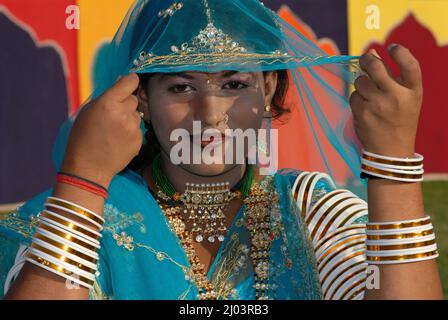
[27,247,97,281]
[319,244,366,280]
[31,235,98,270]
[35,223,99,259]
[366,253,439,265]
[366,223,433,236]
[39,211,101,247]
[40,209,102,239]
[47,196,104,223]
[362,149,424,163]
[44,202,103,231]
[361,158,423,171]
[315,228,366,261]
[25,255,94,290]
[315,225,366,249]
[366,243,438,257]
[361,160,424,175]
[361,149,425,182]
[366,234,435,246]
[25,252,94,289]
[360,168,423,182]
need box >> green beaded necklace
[151,153,254,199]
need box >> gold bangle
[366,239,435,251]
[315,225,366,253]
[367,218,430,230]
[26,252,95,286]
[362,154,423,167]
[361,164,423,180]
[318,240,366,273]
[367,250,438,262]
[41,211,101,241]
[366,229,433,240]
[46,198,103,226]
[31,243,97,274]
[34,232,98,264]
[305,190,347,225]
[322,259,366,297]
[312,198,361,241]
[317,235,366,265]
[330,268,366,300]
[302,172,319,215]
[38,223,98,252]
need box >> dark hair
[126,70,290,171]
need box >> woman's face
[138,71,278,176]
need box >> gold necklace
[150,153,254,244]
[154,181,275,300]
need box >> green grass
[422,181,448,298]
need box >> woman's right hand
[60,73,143,188]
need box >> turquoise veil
[66,0,367,199]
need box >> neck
[157,151,247,194]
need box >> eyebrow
[160,70,242,81]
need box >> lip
[191,131,231,148]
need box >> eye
[169,84,195,93]
[223,81,248,90]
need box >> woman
[0,0,443,300]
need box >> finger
[369,49,396,81]
[388,44,422,90]
[354,75,381,101]
[122,94,139,112]
[349,90,367,113]
[106,73,140,102]
[359,52,397,92]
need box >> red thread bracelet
[57,174,108,199]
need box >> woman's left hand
[349,44,423,158]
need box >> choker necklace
[150,153,254,243]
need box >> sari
[0,164,368,300]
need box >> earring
[265,105,271,112]
[223,113,229,125]
[218,112,229,127]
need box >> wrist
[364,145,415,158]
[60,160,113,188]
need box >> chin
[181,163,238,177]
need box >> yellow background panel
[77,0,135,103]
[348,0,448,55]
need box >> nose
[193,94,227,127]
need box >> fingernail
[369,49,381,59]
[388,43,399,52]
